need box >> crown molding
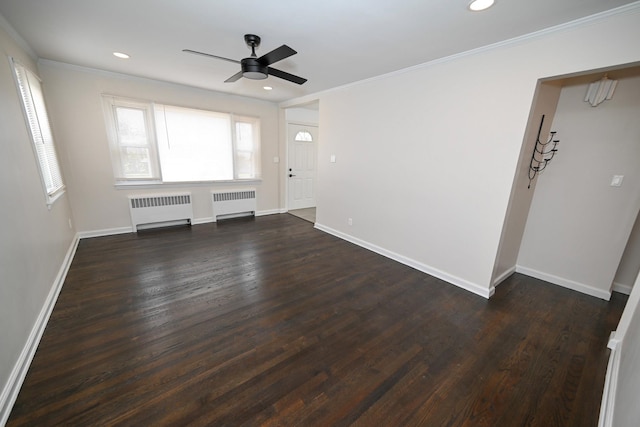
[0,12,37,60]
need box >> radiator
[212,189,256,222]
[129,193,193,231]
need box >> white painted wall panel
[0,24,75,421]
[313,8,640,294]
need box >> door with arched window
[287,123,318,210]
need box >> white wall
[518,70,640,299]
[38,61,281,234]
[0,24,76,422]
[285,107,319,125]
[310,7,640,297]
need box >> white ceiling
[0,0,638,103]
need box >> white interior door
[288,124,317,210]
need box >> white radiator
[129,193,193,231]
[212,189,256,222]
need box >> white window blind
[12,58,65,204]
[155,104,233,182]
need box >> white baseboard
[516,265,612,300]
[197,210,282,224]
[256,209,285,217]
[77,210,283,239]
[492,266,516,288]
[0,235,80,426]
[192,217,214,225]
[77,226,132,239]
[314,223,493,299]
[612,282,633,295]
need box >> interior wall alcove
[493,62,640,299]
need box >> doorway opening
[493,63,640,299]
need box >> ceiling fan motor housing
[241,57,268,80]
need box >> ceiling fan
[183,34,307,85]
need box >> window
[103,96,261,184]
[294,130,313,142]
[12,58,65,205]
[110,99,158,180]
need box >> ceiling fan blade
[225,71,244,83]
[257,45,296,66]
[183,49,240,64]
[267,67,307,85]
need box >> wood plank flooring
[8,214,627,426]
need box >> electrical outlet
[68,218,73,229]
[348,218,353,226]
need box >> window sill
[46,187,66,210]
[114,179,263,190]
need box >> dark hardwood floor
[8,214,626,426]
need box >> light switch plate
[611,175,624,187]
[330,155,336,163]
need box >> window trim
[113,178,262,190]
[232,114,261,180]
[102,95,161,182]
[10,57,66,207]
[102,95,261,185]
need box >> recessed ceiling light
[113,52,130,59]
[263,86,273,91]
[468,0,495,11]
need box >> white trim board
[0,235,80,426]
[492,266,517,288]
[612,282,634,295]
[599,332,622,427]
[191,217,214,226]
[77,226,133,239]
[516,265,612,300]
[314,223,494,299]
[599,271,640,426]
[76,210,283,239]
[256,209,284,217]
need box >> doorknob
[289,173,296,177]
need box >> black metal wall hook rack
[528,114,559,189]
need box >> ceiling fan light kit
[241,58,268,80]
[183,34,307,85]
